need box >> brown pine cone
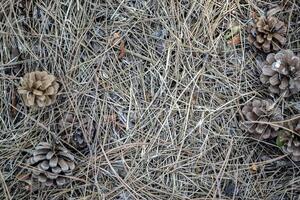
[281,135,300,162]
[247,15,287,53]
[241,99,283,139]
[278,118,300,161]
[27,142,75,186]
[260,50,300,97]
[59,113,95,149]
[18,71,59,107]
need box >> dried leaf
[111,32,121,46]
[103,114,117,123]
[249,163,258,173]
[227,35,241,46]
[118,40,126,59]
[111,32,126,59]
[11,86,17,118]
[251,11,257,19]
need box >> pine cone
[260,50,300,97]
[278,118,300,161]
[247,15,287,53]
[281,135,300,162]
[18,71,59,107]
[28,142,75,186]
[241,99,283,139]
[59,113,95,149]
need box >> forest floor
[1,0,300,199]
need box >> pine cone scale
[58,159,69,171]
[40,161,49,170]
[46,151,55,160]
[269,74,280,85]
[49,156,58,168]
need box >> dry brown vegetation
[1,0,300,199]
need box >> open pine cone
[18,71,59,107]
[247,15,287,53]
[59,113,95,149]
[28,142,75,186]
[277,118,300,161]
[241,99,283,139]
[260,50,300,97]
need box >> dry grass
[1,0,300,199]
